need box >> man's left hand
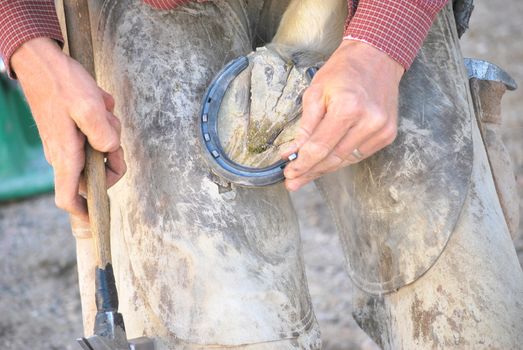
[281,39,404,191]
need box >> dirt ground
[0,1,521,349]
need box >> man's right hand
[11,38,126,221]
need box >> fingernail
[281,143,298,157]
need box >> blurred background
[0,1,521,349]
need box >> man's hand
[11,38,126,221]
[281,40,404,191]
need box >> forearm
[344,0,449,69]
[0,0,64,78]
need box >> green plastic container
[0,71,54,201]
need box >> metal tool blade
[77,335,154,350]
[464,58,517,90]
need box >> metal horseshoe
[199,55,317,187]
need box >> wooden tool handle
[63,0,112,268]
[84,147,112,267]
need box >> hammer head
[77,310,128,349]
[76,265,156,349]
[76,311,155,349]
[77,311,154,350]
[77,335,155,350]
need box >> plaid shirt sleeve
[344,0,449,70]
[0,0,64,78]
[0,0,447,77]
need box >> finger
[52,126,88,220]
[41,138,53,165]
[285,171,323,192]
[78,147,127,199]
[289,152,345,185]
[70,97,120,153]
[107,112,122,137]
[284,103,360,180]
[286,151,345,192]
[284,131,377,192]
[101,89,115,113]
[79,147,125,193]
[77,152,125,206]
[285,108,394,180]
[285,122,379,189]
[106,147,126,188]
[284,127,380,191]
[343,121,398,164]
[330,121,377,165]
[281,86,326,157]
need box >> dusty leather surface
[351,115,523,349]
[452,0,474,37]
[92,0,320,348]
[316,5,474,294]
[216,4,477,295]
[221,3,475,295]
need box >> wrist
[338,39,404,82]
[11,38,65,80]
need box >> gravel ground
[0,1,521,349]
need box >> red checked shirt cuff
[0,0,64,78]
[344,0,449,70]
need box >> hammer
[60,1,154,349]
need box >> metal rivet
[212,150,220,158]
[288,153,298,161]
[202,114,208,123]
[204,133,211,142]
